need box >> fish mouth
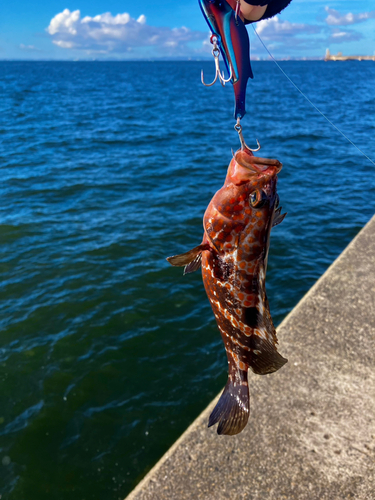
[234,148,282,175]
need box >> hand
[240,2,268,21]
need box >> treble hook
[201,35,233,87]
[234,118,282,169]
[234,117,261,152]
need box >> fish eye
[249,190,267,208]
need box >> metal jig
[201,35,233,87]
[234,117,261,152]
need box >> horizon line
[0,57,326,62]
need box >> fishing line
[252,25,375,167]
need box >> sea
[0,60,374,500]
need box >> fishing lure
[167,146,288,435]
[199,0,294,120]
[199,0,253,119]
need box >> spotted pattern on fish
[167,148,288,435]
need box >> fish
[198,0,253,119]
[167,147,288,435]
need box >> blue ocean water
[0,60,374,499]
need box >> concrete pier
[126,216,375,500]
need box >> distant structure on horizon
[325,48,375,62]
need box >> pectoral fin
[166,243,210,275]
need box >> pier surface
[126,216,375,500]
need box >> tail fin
[208,370,249,435]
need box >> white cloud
[256,16,320,41]
[329,29,363,43]
[325,7,375,26]
[48,9,81,35]
[53,40,76,49]
[19,44,42,52]
[47,9,206,56]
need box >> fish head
[203,149,282,255]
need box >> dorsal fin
[273,207,287,227]
[248,336,288,375]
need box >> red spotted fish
[167,147,287,435]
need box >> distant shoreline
[1,57,375,63]
[0,58,332,63]
[324,49,375,62]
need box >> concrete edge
[125,217,373,500]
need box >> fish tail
[208,367,249,436]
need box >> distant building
[325,49,375,62]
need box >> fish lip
[234,148,282,175]
[234,152,258,173]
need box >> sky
[0,0,374,60]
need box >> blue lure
[199,0,253,119]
